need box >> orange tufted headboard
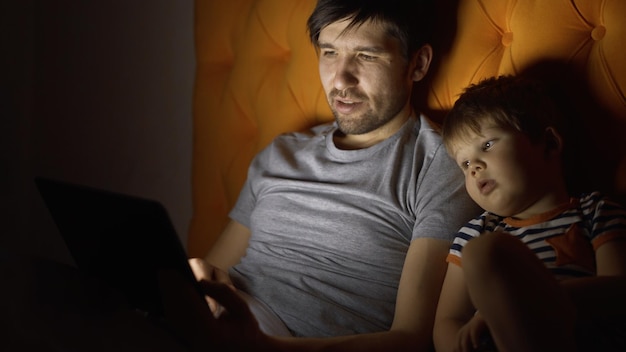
[189,0,626,257]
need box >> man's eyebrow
[318,42,386,53]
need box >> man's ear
[544,126,564,157]
[411,44,433,82]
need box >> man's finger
[213,268,236,290]
[197,280,252,319]
[188,258,209,281]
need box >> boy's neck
[510,185,570,221]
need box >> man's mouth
[330,89,367,115]
[334,99,362,114]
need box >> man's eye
[321,50,337,57]
[359,53,376,61]
[482,141,493,151]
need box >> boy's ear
[544,127,563,156]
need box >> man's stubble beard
[331,92,408,135]
[334,108,387,135]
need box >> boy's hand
[456,312,492,352]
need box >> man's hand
[188,257,236,317]
[158,269,270,352]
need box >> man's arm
[204,220,251,271]
[188,220,251,314]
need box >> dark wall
[1,0,195,264]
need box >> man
[174,1,480,350]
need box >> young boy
[433,75,626,352]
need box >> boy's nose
[470,161,485,176]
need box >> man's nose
[333,58,358,91]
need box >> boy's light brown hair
[442,75,564,156]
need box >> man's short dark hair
[307,0,434,58]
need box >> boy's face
[450,125,556,219]
[317,18,419,136]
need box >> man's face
[317,19,415,136]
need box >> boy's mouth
[477,179,496,195]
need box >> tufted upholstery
[189,0,626,257]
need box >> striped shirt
[448,192,626,280]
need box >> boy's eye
[482,140,493,151]
[460,160,470,170]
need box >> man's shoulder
[256,122,334,160]
[414,114,443,138]
[272,122,334,143]
[411,114,448,159]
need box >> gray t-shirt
[229,115,479,337]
